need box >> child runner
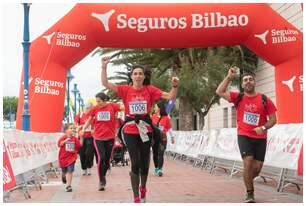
[58,123,83,192]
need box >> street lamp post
[66,70,74,122]
[77,93,82,114]
[81,99,85,112]
[22,3,31,131]
[71,83,79,118]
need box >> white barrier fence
[3,129,62,176]
[167,124,303,171]
[2,124,302,200]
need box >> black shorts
[238,135,267,162]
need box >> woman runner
[151,102,173,177]
[80,92,121,191]
[101,56,179,203]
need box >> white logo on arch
[92,9,116,32]
[42,32,56,45]
[254,30,269,45]
[282,76,296,92]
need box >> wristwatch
[261,125,267,131]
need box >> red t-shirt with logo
[74,112,92,138]
[152,114,172,135]
[116,85,162,134]
[230,92,277,139]
[58,135,80,168]
[88,103,120,140]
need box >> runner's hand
[227,67,238,79]
[253,127,264,135]
[172,77,179,87]
[101,56,111,67]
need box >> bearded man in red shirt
[216,67,277,203]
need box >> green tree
[3,96,18,120]
[94,46,258,130]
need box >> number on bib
[65,141,75,152]
[243,112,260,126]
[97,111,110,121]
[129,101,147,115]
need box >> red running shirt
[152,114,172,135]
[58,135,80,168]
[116,85,162,134]
[230,92,277,139]
[88,103,120,140]
[74,112,92,138]
[151,113,160,125]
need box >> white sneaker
[87,168,91,175]
[83,170,87,176]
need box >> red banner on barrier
[3,140,16,191]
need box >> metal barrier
[166,151,303,193]
[3,161,60,202]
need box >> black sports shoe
[62,175,67,184]
[66,186,72,192]
[245,192,255,203]
[98,176,106,191]
[98,183,105,191]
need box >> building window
[231,106,237,128]
[223,108,228,128]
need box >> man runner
[216,67,277,203]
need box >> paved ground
[6,155,303,203]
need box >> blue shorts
[62,163,75,173]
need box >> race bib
[65,141,75,152]
[97,111,110,121]
[129,101,147,115]
[243,112,260,126]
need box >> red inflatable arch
[16,3,302,132]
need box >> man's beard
[244,85,255,94]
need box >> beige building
[203,3,303,130]
[172,3,303,131]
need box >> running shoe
[82,170,87,176]
[158,169,163,177]
[98,183,105,191]
[153,168,159,176]
[87,168,91,176]
[66,186,72,192]
[140,187,147,203]
[98,176,106,191]
[134,197,141,203]
[245,192,255,203]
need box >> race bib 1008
[129,101,147,115]
[65,141,75,152]
[97,111,111,121]
[243,112,260,126]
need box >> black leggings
[152,139,167,169]
[123,133,152,176]
[93,139,114,182]
[79,137,95,170]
